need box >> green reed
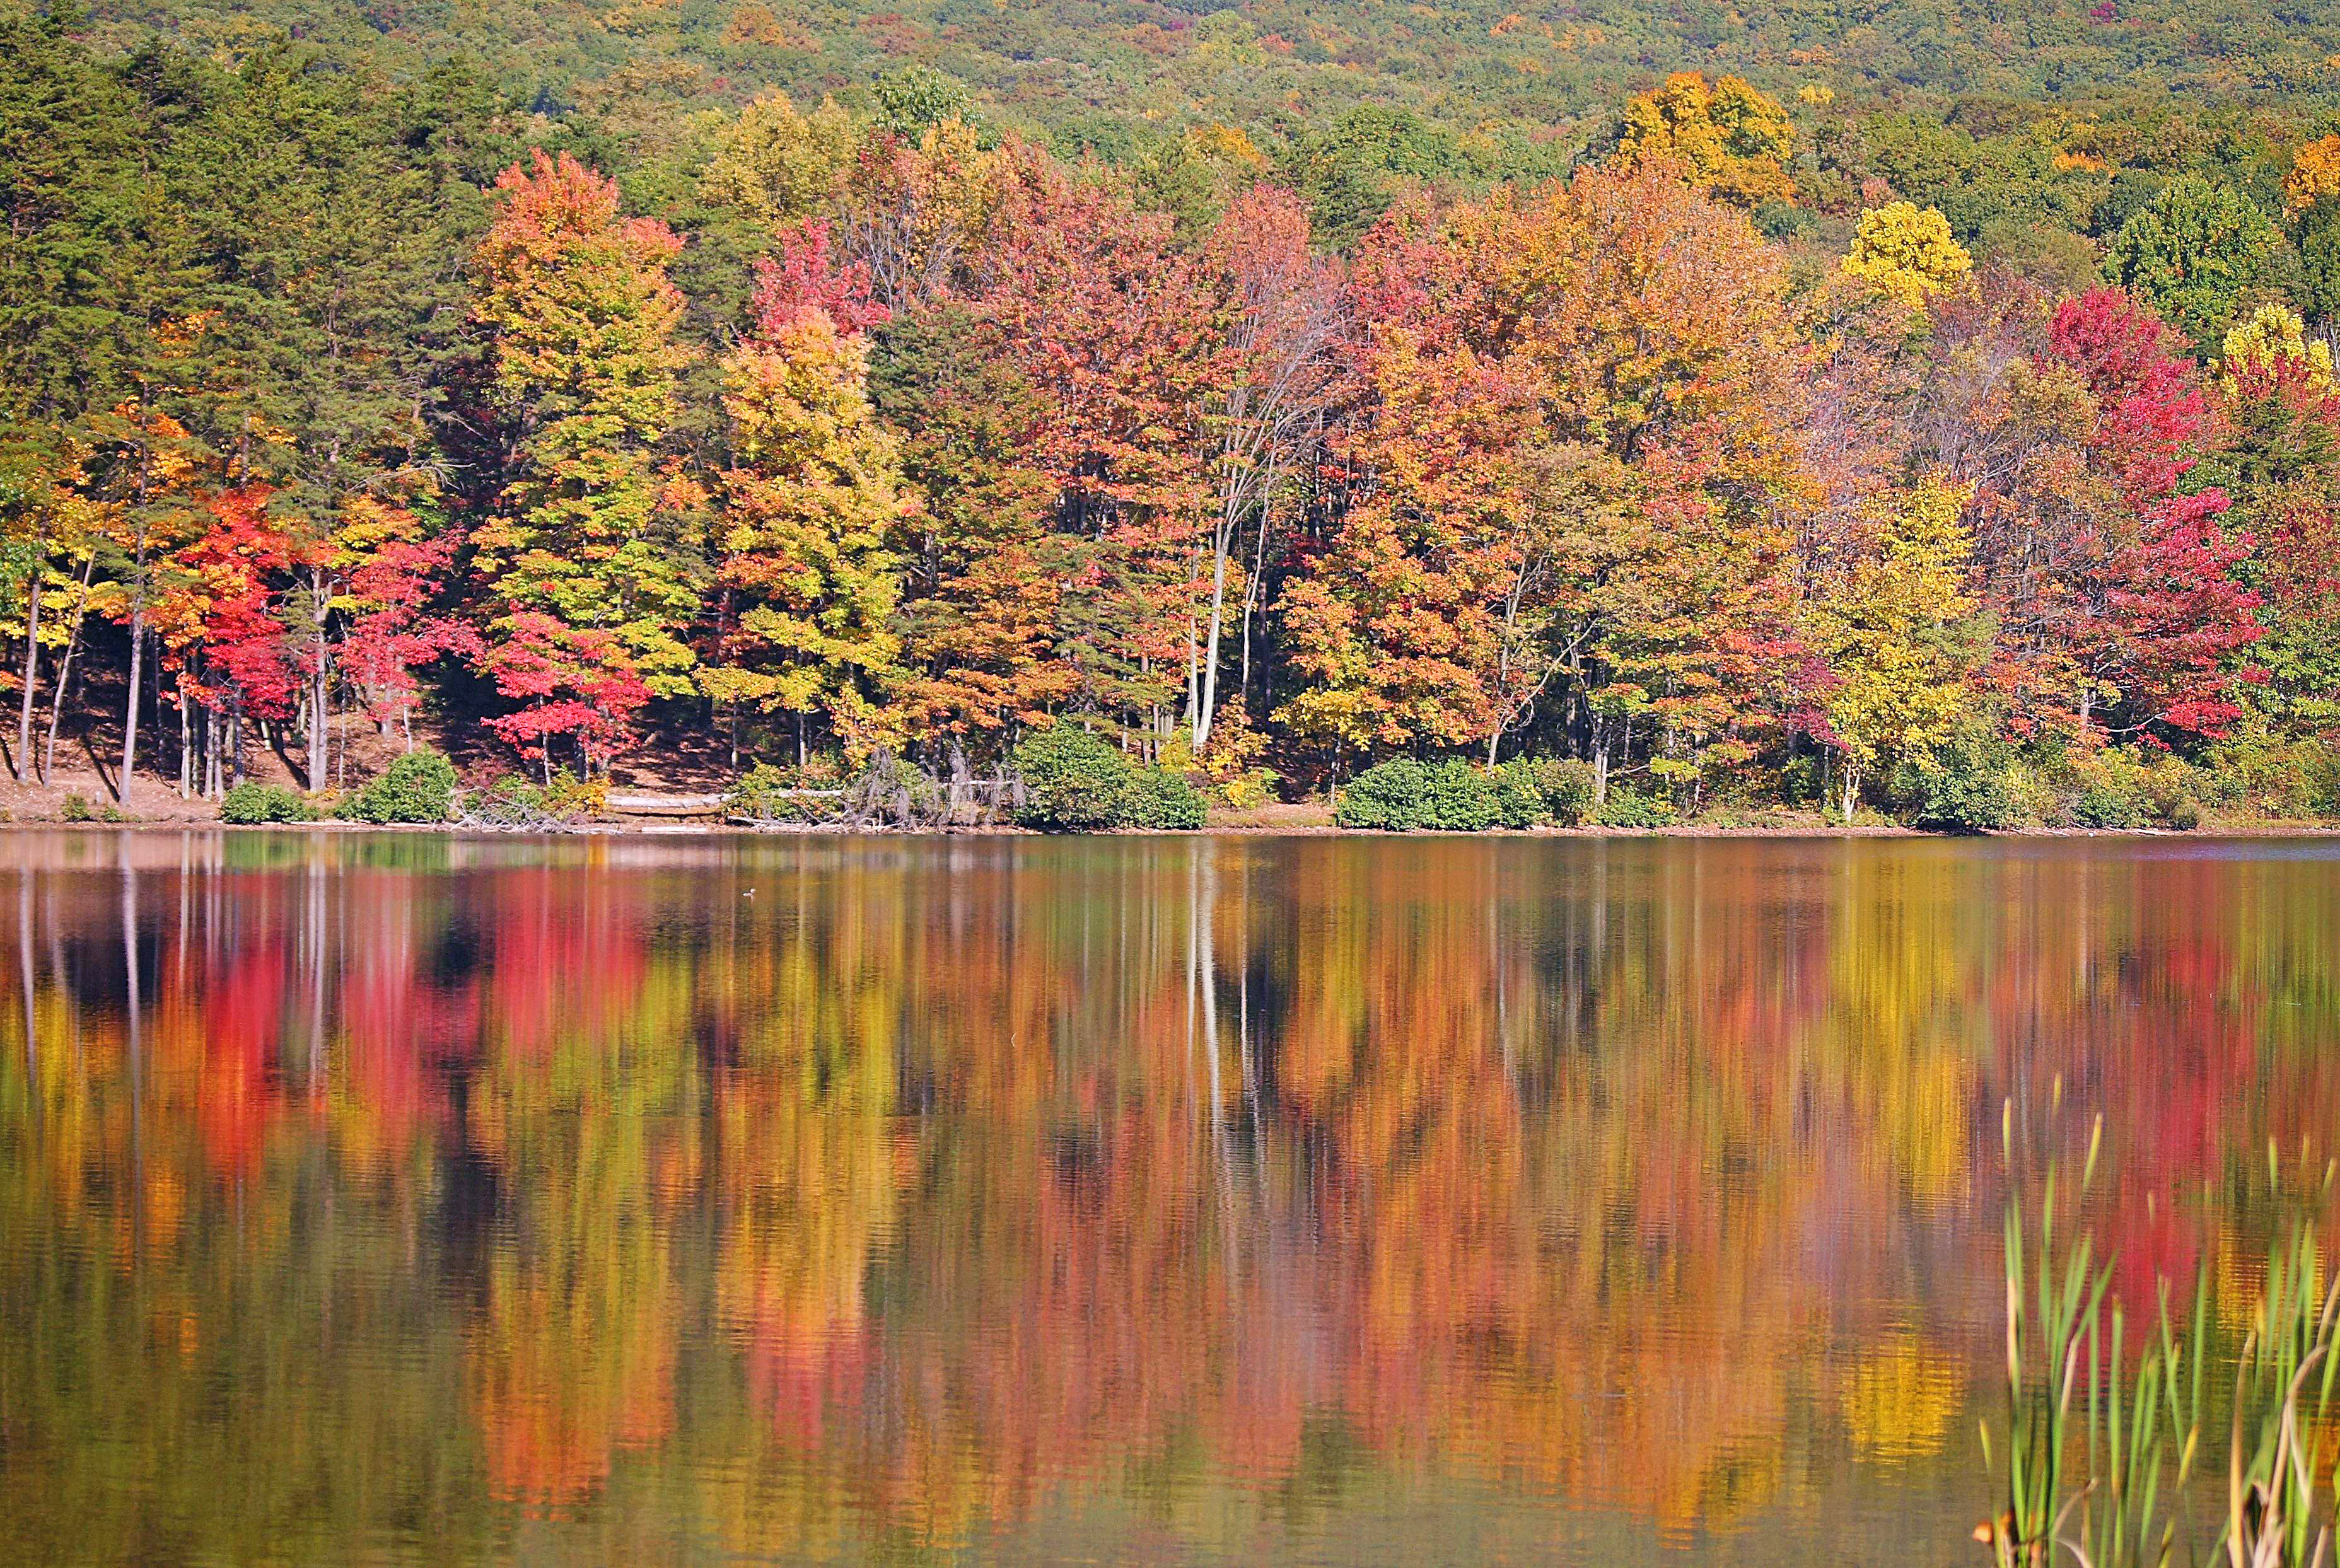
[1979,1103,2338,1568]
[2218,1148,2339,1568]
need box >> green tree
[2105,176,2282,349]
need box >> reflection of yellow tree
[1839,1332,1960,1460]
[463,900,702,1516]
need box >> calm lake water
[1,830,2336,1565]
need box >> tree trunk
[1192,523,1233,755]
[310,587,329,791]
[42,560,93,787]
[1840,760,1860,825]
[119,617,144,804]
[119,436,153,804]
[15,538,39,783]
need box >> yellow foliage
[1838,201,1973,308]
[1797,83,1834,106]
[1615,71,1796,207]
[1802,473,1981,815]
[2220,303,2337,395]
[1189,121,1267,172]
[1839,1333,1960,1459]
[2284,134,2340,212]
[700,93,856,227]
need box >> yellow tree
[700,94,856,229]
[1614,73,1796,207]
[1838,202,1972,308]
[1803,474,1982,821]
[2282,134,2340,212]
[708,233,911,762]
[2219,302,2336,395]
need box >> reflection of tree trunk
[121,847,140,1181]
[18,873,33,1083]
[308,857,326,1091]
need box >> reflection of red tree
[184,930,292,1180]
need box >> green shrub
[2071,777,2143,829]
[1013,723,1137,830]
[1489,756,1600,828]
[1491,759,1547,828]
[1911,725,2016,833]
[1128,768,1206,829]
[1590,785,1674,830]
[726,762,815,823]
[2137,754,2204,830]
[344,748,457,824]
[220,782,315,825]
[1531,757,1598,826]
[59,793,91,823]
[1335,758,1429,830]
[1419,758,1499,830]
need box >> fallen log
[605,791,730,818]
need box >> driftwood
[606,792,733,818]
[726,760,1022,831]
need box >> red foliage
[479,612,650,765]
[750,219,889,339]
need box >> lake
[1,830,2336,1565]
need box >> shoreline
[3,817,2336,840]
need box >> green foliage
[1334,758,1429,830]
[57,791,90,823]
[1906,723,2017,833]
[342,750,457,825]
[1013,723,1137,830]
[2052,751,2206,830]
[1491,758,1546,828]
[2106,175,2283,348]
[870,66,975,141]
[1336,757,1510,830]
[2071,775,2145,829]
[1418,758,1499,830]
[1127,768,1206,830]
[2206,732,2340,820]
[219,783,315,825]
[725,761,812,823]
[1590,786,1675,830]
[1537,760,1599,827]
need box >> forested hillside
[7,0,2340,827]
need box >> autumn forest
[10,0,2340,827]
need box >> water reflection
[1,832,2336,1565]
